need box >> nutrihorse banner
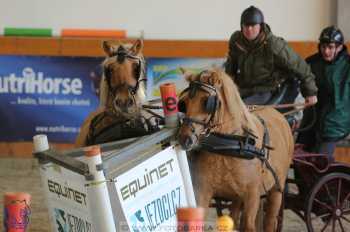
[0,56,102,142]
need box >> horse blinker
[178,100,186,113]
[204,95,219,113]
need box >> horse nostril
[127,98,133,107]
[115,99,122,107]
[184,136,193,149]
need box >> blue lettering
[162,195,170,220]
[145,202,155,231]
[142,187,181,231]
[156,198,164,223]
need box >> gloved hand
[305,95,318,105]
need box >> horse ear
[179,67,194,82]
[179,67,186,74]
[102,41,115,57]
[208,71,222,87]
[130,39,143,55]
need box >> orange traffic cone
[177,207,205,232]
[4,192,31,232]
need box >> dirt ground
[0,158,317,232]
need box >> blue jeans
[314,141,337,163]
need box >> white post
[175,145,196,207]
[33,134,49,153]
[84,145,116,232]
[33,134,57,232]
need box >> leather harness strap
[86,108,161,146]
[198,116,282,192]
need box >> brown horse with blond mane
[76,39,160,147]
[177,68,293,232]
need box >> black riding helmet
[241,6,264,26]
[319,26,344,45]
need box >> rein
[247,102,312,115]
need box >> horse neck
[212,106,245,135]
[213,101,258,136]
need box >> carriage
[282,144,350,232]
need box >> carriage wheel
[305,173,350,232]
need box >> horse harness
[86,108,161,146]
[179,79,282,192]
[198,118,282,192]
[178,80,220,132]
[103,45,146,97]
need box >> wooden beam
[2,36,341,58]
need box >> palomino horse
[76,39,159,147]
[177,69,293,232]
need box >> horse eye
[178,100,186,113]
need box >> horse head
[178,68,255,150]
[100,39,146,118]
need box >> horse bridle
[179,80,220,135]
[104,46,146,97]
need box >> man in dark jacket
[224,6,318,106]
[297,26,350,161]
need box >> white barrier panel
[34,129,195,232]
[40,163,93,232]
[114,146,187,232]
[175,146,196,207]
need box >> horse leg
[195,182,213,208]
[192,171,213,208]
[229,199,242,229]
[242,188,260,232]
[264,189,282,232]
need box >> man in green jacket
[297,26,350,161]
[224,6,318,106]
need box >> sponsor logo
[164,97,177,112]
[129,210,147,232]
[126,187,181,232]
[0,67,82,95]
[48,179,87,205]
[54,208,92,232]
[120,158,175,201]
[144,187,180,231]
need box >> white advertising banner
[115,146,188,232]
[40,163,93,232]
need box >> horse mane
[99,42,147,108]
[217,69,257,132]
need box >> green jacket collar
[236,24,272,52]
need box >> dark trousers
[242,79,299,106]
[242,92,272,105]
